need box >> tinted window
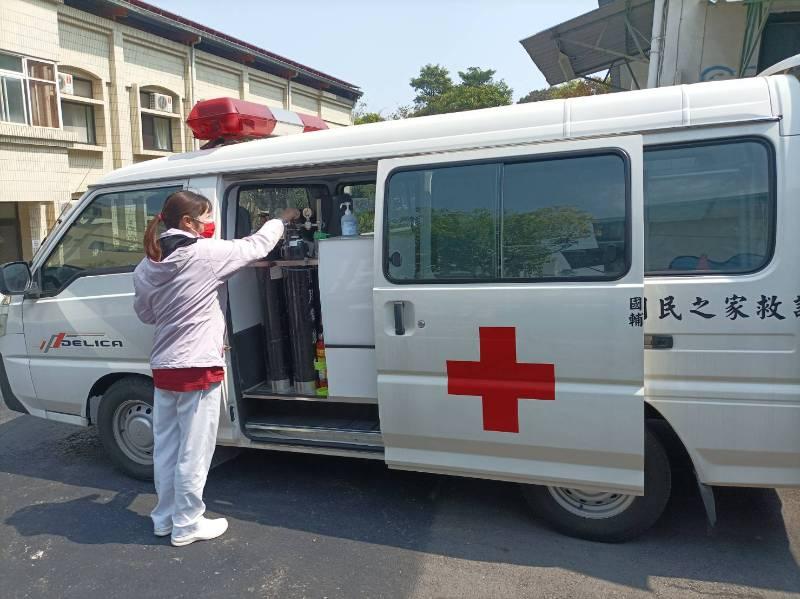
[384,153,628,282]
[71,77,93,99]
[502,154,627,279]
[62,101,95,144]
[0,76,26,124]
[142,114,172,151]
[644,140,772,274]
[41,187,181,293]
[386,163,500,281]
[0,52,23,73]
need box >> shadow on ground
[1,412,798,594]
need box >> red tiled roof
[122,0,360,92]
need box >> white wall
[652,0,798,88]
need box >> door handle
[644,334,673,350]
[393,301,405,336]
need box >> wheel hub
[112,400,154,465]
[547,486,636,519]
[127,414,153,448]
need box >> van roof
[97,75,796,187]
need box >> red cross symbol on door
[446,327,555,433]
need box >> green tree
[458,67,496,87]
[352,100,386,125]
[346,183,376,233]
[351,100,411,124]
[410,64,512,117]
[413,205,593,279]
[519,78,610,104]
[502,207,593,277]
[516,88,553,103]
[389,105,414,120]
[354,112,385,125]
[429,208,497,277]
[410,64,453,109]
[425,82,512,116]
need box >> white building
[0,0,361,262]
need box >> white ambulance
[1,64,799,543]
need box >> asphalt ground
[1,401,799,599]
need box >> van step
[243,383,378,405]
[244,417,383,452]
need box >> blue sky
[148,0,597,115]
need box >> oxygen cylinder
[283,266,318,395]
[262,266,291,393]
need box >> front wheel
[521,428,671,543]
[97,377,155,480]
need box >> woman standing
[133,190,298,547]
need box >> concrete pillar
[240,71,249,100]
[20,202,55,259]
[107,30,133,168]
[660,0,708,86]
[17,205,33,262]
[185,42,199,151]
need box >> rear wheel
[521,428,671,542]
[97,377,155,480]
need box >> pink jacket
[133,220,284,369]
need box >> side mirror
[0,262,32,295]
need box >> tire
[97,377,155,480]
[521,428,671,543]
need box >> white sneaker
[154,525,172,537]
[171,517,228,547]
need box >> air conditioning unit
[149,92,173,113]
[58,73,74,96]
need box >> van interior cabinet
[318,236,377,399]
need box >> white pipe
[759,52,800,77]
[190,40,199,151]
[647,0,668,88]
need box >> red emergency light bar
[186,97,328,145]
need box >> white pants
[151,383,221,536]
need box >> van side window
[40,186,181,294]
[237,185,328,238]
[502,154,627,279]
[384,153,628,282]
[386,163,501,281]
[644,140,773,275]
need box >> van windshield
[32,200,79,264]
[39,186,180,294]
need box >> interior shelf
[243,382,378,405]
[250,259,319,267]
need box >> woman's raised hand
[281,208,301,222]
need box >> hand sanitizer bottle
[340,201,358,237]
